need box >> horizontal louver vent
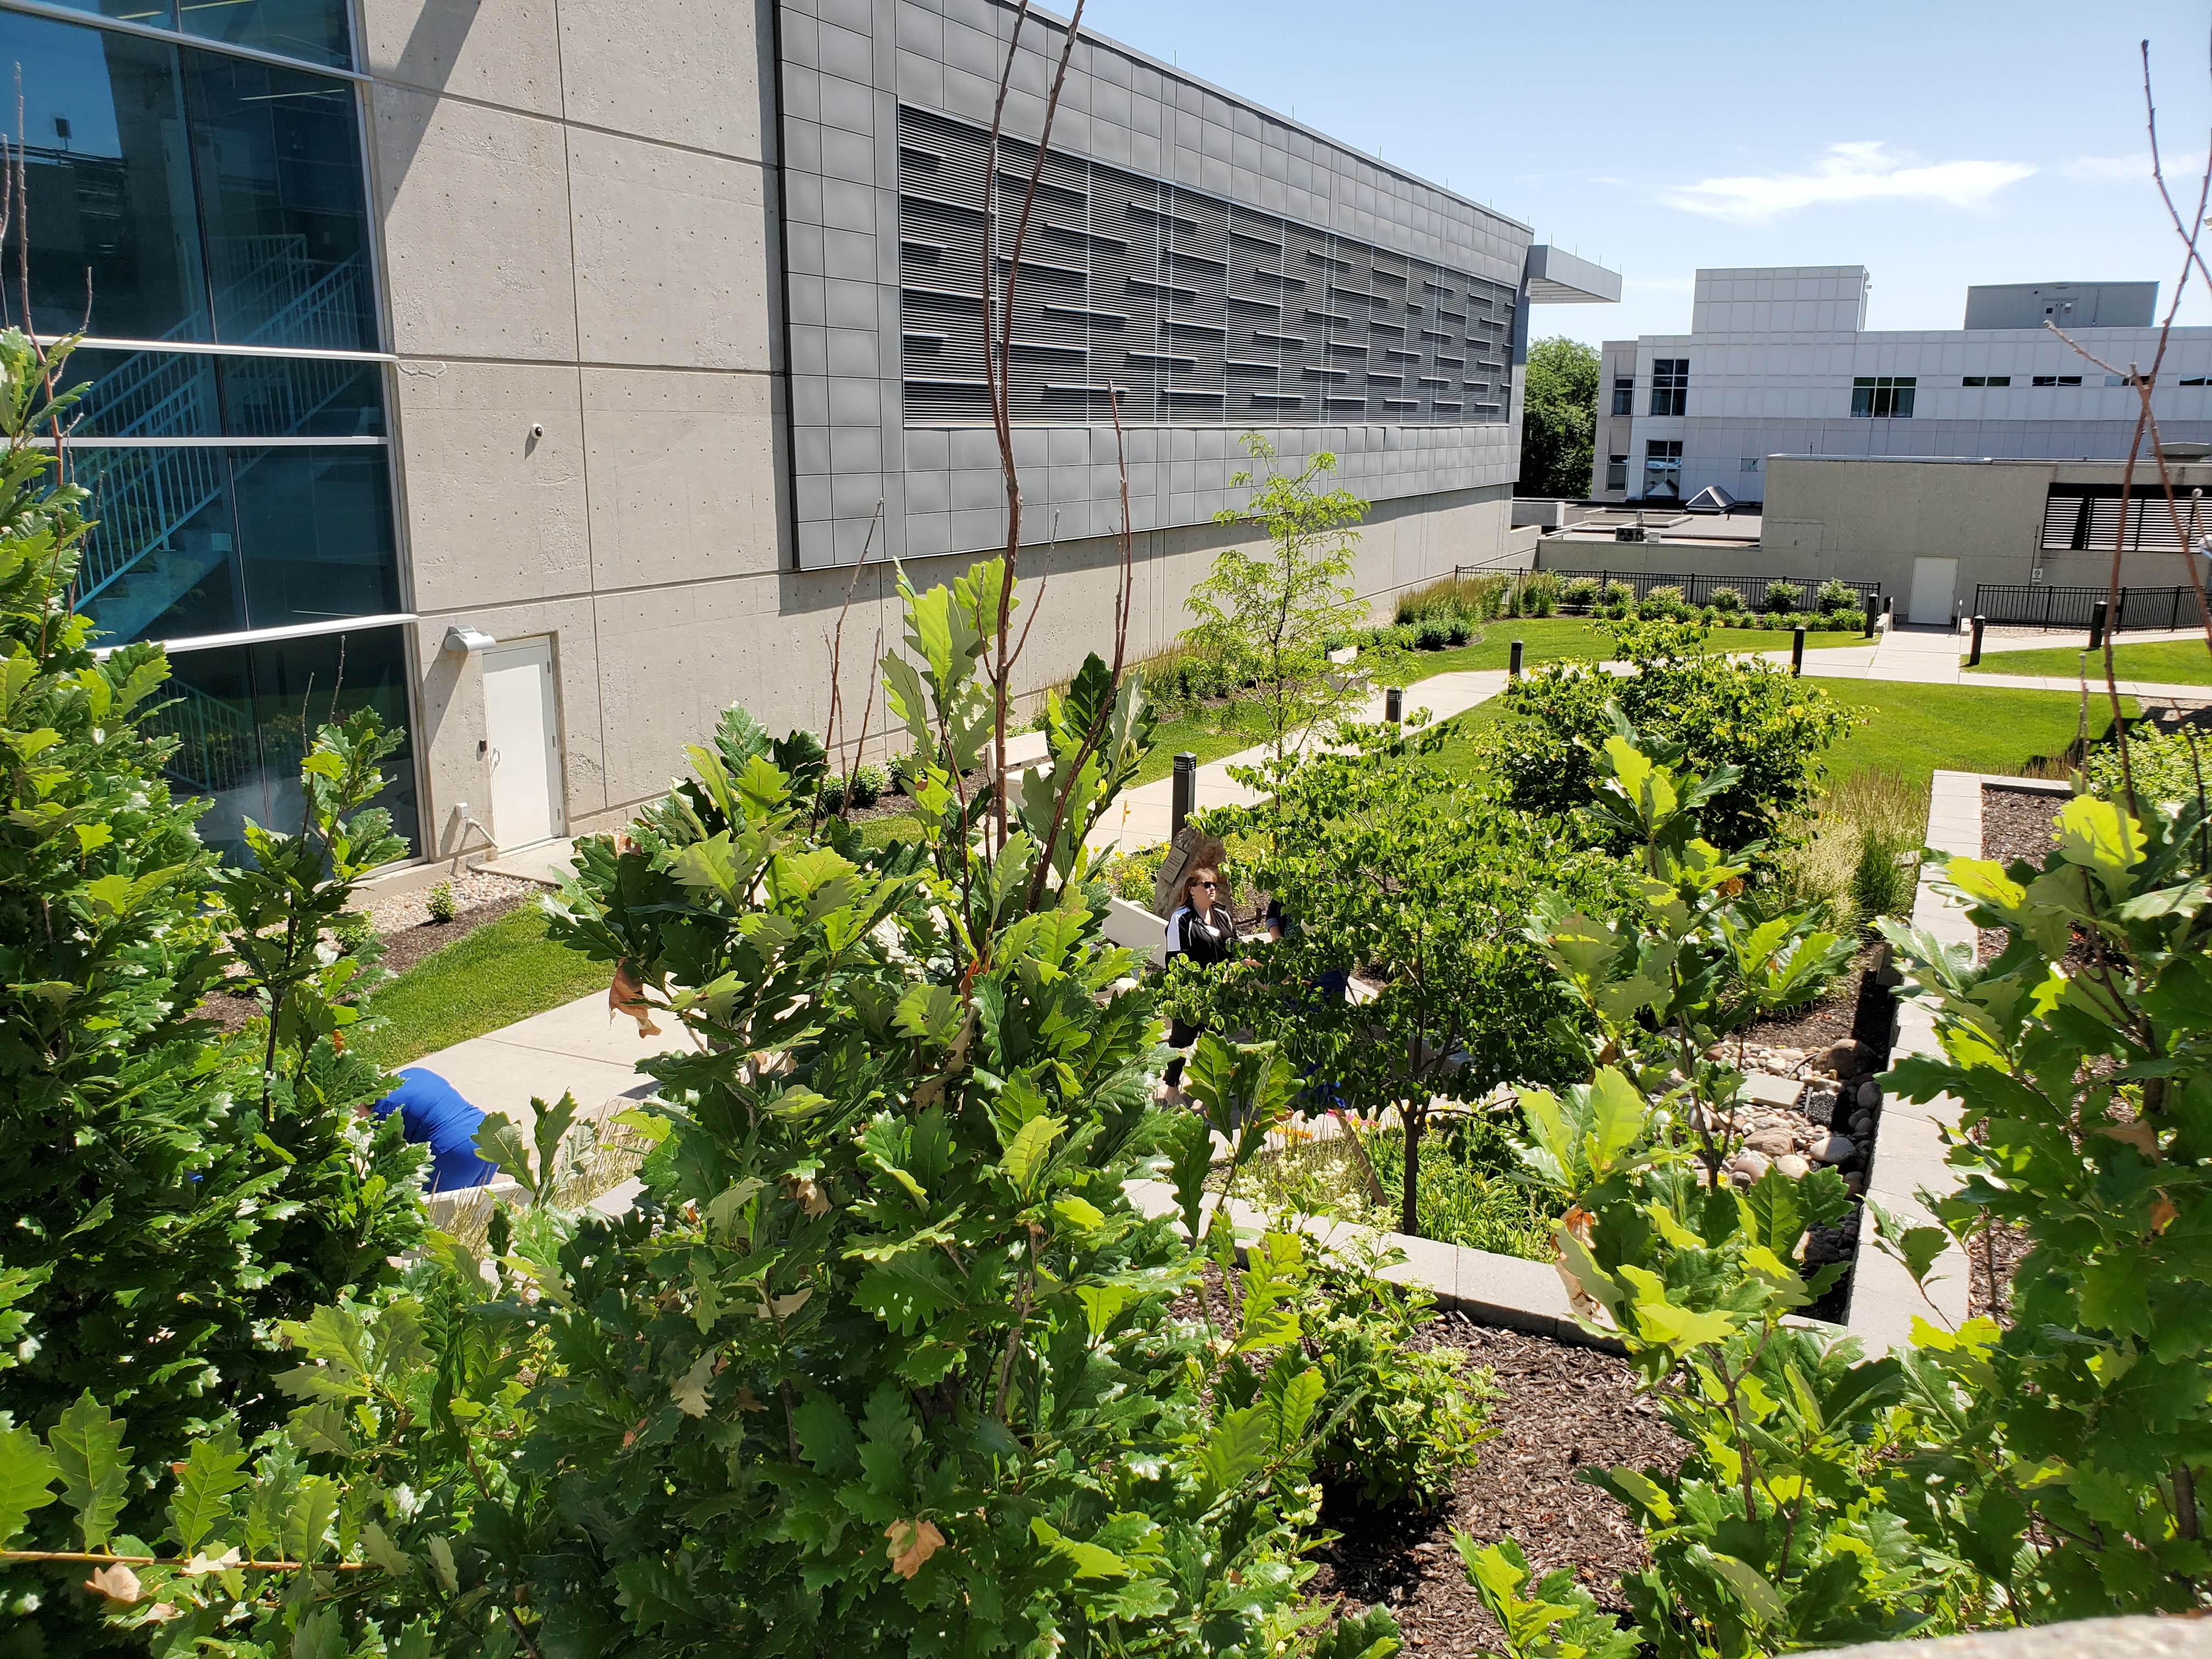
[895,104,1513,429]
[2042,483,2210,551]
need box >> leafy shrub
[2086,721,2211,806]
[1460,1537,1638,1659]
[1711,585,1745,612]
[1764,578,1802,614]
[817,772,848,812]
[1189,719,1629,1234]
[330,906,378,956]
[1881,789,2212,1619]
[1107,840,1169,903]
[1601,579,1635,607]
[1415,615,1455,650]
[1643,583,1685,610]
[1306,1243,1496,1506]
[425,879,458,922]
[1561,577,1600,611]
[848,760,885,808]
[1817,577,1859,613]
[1504,741,1953,1655]
[1514,572,1560,618]
[1484,620,1855,851]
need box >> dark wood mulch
[1737,939,1895,1058]
[189,890,540,1035]
[1311,1314,1681,1654]
[1978,786,2067,962]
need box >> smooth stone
[1809,1133,1857,1165]
[1745,1129,1796,1156]
[1850,1112,1875,1136]
[1857,1080,1882,1109]
[1727,1150,1772,1183]
[1775,1154,1810,1179]
[1822,1039,1878,1076]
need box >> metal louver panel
[2041,490,2085,550]
[896,104,1504,430]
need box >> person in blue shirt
[369,1068,502,1193]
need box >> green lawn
[357,904,608,1070]
[1965,637,2212,686]
[1424,679,2137,794]
[1820,681,2136,789]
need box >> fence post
[1384,686,1403,724]
[1968,614,1986,666]
[1171,752,1197,837]
[2088,601,2109,651]
[2118,586,2129,634]
[1509,639,1524,679]
[2044,584,2055,630]
[1863,594,1879,638]
[1792,627,1805,676]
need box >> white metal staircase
[76,239,371,644]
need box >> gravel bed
[1310,1314,1681,1654]
[354,868,546,935]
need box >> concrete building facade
[12,0,1612,867]
[1590,266,2212,507]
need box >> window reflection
[60,347,385,439]
[75,444,400,646]
[180,0,351,70]
[154,624,416,860]
[2,10,373,348]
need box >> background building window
[1740,456,1760,472]
[1649,358,1688,416]
[2031,375,2083,387]
[1605,454,1628,490]
[1850,375,1916,417]
[1961,376,2012,387]
[1644,439,1683,498]
[1611,375,1634,416]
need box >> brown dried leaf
[885,1517,945,1580]
[782,1172,830,1218]
[609,961,662,1037]
[2098,1121,2160,1159]
[183,1547,242,1576]
[2151,1192,2179,1234]
[84,1563,142,1604]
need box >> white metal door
[482,637,563,849]
[1908,557,1957,626]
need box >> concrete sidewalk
[1785,623,2209,699]
[407,985,690,1131]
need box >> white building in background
[1590,267,2212,504]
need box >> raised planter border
[1844,771,2070,1351]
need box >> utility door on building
[482,637,564,850]
[1908,557,1958,626]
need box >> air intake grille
[896,105,1514,429]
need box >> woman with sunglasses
[1161,865,1236,1090]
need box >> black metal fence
[1536,569,1883,610]
[1972,583,2207,634]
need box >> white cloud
[1663,142,2036,222]
[2064,150,2205,183]
[2066,152,2153,181]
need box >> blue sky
[1079,0,2212,347]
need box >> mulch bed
[1978,786,2068,963]
[1965,785,2072,1324]
[1311,1314,1680,1654]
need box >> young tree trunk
[1400,1105,1422,1237]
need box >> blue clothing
[372,1068,500,1193]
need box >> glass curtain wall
[0,0,417,856]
